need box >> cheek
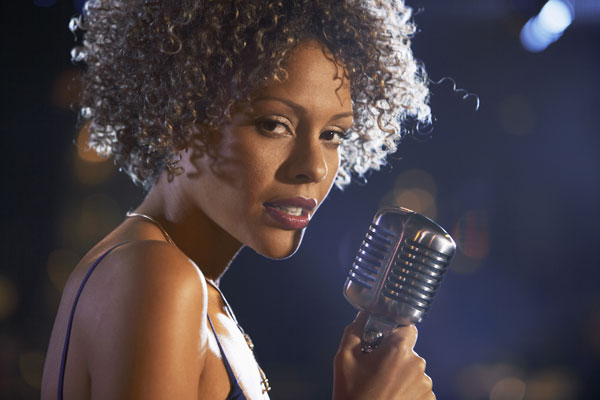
[323,149,341,189]
[210,134,280,191]
[233,146,284,200]
[203,134,290,234]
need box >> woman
[42,0,434,398]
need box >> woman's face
[181,40,353,259]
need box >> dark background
[2,0,599,399]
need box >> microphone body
[343,207,456,351]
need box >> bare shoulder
[80,240,209,399]
[106,240,207,295]
[88,240,208,325]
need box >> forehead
[254,41,352,114]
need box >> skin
[334,313,435,400]
[41,40,434,399]
[140,39,354,272]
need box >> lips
[263,197,317,230]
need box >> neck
[132,173,243,281]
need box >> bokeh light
[453,210,489,260]
[380,168,438,219]
[457,363,580,400]
[456,363,524,400]
[18,352,45,390]
[76,121,106,163]
[489,377,526,400]
[451,210,490,274]
[526,368,580,400]
[537,1,574,34]
[0,275,19,320]
[520,0,574,52]
[12,1,600,398]
[74,121,114,185]
[395,188,436,218]
[51,69,80,111]
[498,95,535,136]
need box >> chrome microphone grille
[344,207,456,327]
[343,207,456,351]
[383,238,452,312]
[347,223,395,289]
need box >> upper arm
[82,241,208,400]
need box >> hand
[333,312,435,400]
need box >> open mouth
[263,197,317,229]
[265,204,306,217]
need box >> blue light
[520,0,574,53]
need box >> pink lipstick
[263,197,317,230]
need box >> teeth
[272,205,303,216]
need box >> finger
[347,311,369,336]
[339,311,368,348]
[383,324,419,351]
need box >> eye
[255,116,292,136]
[320,129,347,145]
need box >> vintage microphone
[343,206,456,352]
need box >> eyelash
[255,116,348,144]
[255,117,292,136]
[320,130,348,142]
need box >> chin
[251,229,305,260]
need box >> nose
[282,135,329,184]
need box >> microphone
[343,206,456,352]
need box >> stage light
[490,377,526,400]
[379,168,438,219]
[520,0,574,53]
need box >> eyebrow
[252,95,354,121]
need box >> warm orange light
[380,169,438,219]
[456,363,524,400]
[76,121,108,163]
[526,368,580,399]
[51,69,81,111]
[393,188,437,219]
[490,377,526,400]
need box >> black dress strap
[207,315,248,400]
[57,242,128,400]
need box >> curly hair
[71,0,430,190]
